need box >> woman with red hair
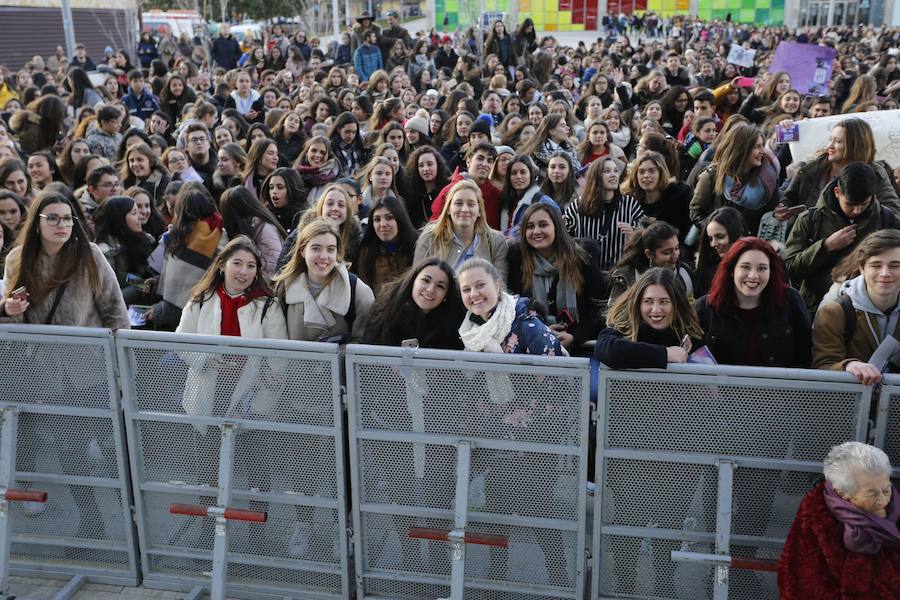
[694,237,811,367]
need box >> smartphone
[557,309,575,330]
[736,76,755,88]
[680,334,693,353]
[786,204,807,215]
[11,286,27,301]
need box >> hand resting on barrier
[844,361,882,386]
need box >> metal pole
[210,424,237,600]
[0,409,18,598]
[60,0,77,61]
[447,441,472,600]
[713,460,735,600]
[332,0,341,37]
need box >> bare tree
[91,6,139,57]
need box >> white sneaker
[21,501,46,516]
[288,522,309,558]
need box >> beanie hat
[404,116,429,136]
[469,115,493,138]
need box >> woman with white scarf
[457,257,563,356]
[275,218,374,343]
[506,203,606,354]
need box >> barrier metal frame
[345,344,592,600]
[874,374,900,478]
[117,330,351,600]
[591,363,873,600]
[0,324,140,590]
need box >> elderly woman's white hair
[823,441,892,495]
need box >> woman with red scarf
[778,442,900,599]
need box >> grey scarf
[532,254,579,322]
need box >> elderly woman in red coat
[778,441,900,599]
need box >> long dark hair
[518,202,588,295]
[28,95,67,152]
[401,146,450,222]
[166,183,218,257]
[124,185,166,240]
[187,235,274,309]
[4,191,99,305]
[328,111,365,154]
[500,154,540,212]
[260,167,307,216]
[615,220,679,271]
[67,67,98,109]
[365,258,465,348]
[93,195,154,271]
[695,206,747,277]
[219,185,288,240]
[708,236,787,313]
[355,196,418,284]
[539,150,579,206]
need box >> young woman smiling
[694,207,747,298]
[413,180,508,279]
[694,236,811,367]
[596,267,703,369]
[364,258,465,349]
[274,218,374,342]
[353,196,418,297]
[457,257,562,355]
[1,192,128,328]
[507,203,606,353]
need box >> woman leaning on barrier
[778,442,900,599]
[596,267,703,369]
[457,257,563,356]
[1,190,129,328]
[175,236,288,420]
[364,258,465,349]
[694,236,811,368]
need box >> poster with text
[769,42,836,96]
[789,109,900,167]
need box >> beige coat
[176,293,288,432]
[281,264,374,342]
[413,226,509,281]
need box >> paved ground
[8,576,191,599]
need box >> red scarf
[215,284,267,337]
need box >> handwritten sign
[769,42,836,95]
[726,46,756,69]
[789,109,900,167]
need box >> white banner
[789,109,900,167]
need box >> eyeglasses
[97,181,121,189]
[187,136,209,145]
[39,214,76,227]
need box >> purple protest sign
[769,42,836,95]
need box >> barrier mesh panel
[881,389,900,467]
[0,328,137,583]
[348,351,589,600]
[121,337,346,598]
[594,369,866,600]
[605,378,859,461]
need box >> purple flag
[769,42,836,96]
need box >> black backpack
[835,293,856,345]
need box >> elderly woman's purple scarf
[824,480,900,554]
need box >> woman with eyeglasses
[1,191,129,328]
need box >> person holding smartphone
[596,267,703,369]
[506,203,606,355]
[1,191,128,328]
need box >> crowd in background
[0,12,900,593]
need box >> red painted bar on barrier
[169,503,267,523]
[5,490,48,502]
[731,556,780,572]
[408,527,508,548]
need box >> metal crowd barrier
[116,330,350,599]
[0,324,140,597]
[875,374,900,477]
[344,344,591,600]
[591,363,873,600]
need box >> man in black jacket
[210,23,242,70]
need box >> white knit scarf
[458,292,517,353]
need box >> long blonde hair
[423,179,492,248]
[311,183,357,251]
[273,218,344,291]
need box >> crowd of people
[0,11,899,594]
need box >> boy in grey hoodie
[812,229,900,385]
